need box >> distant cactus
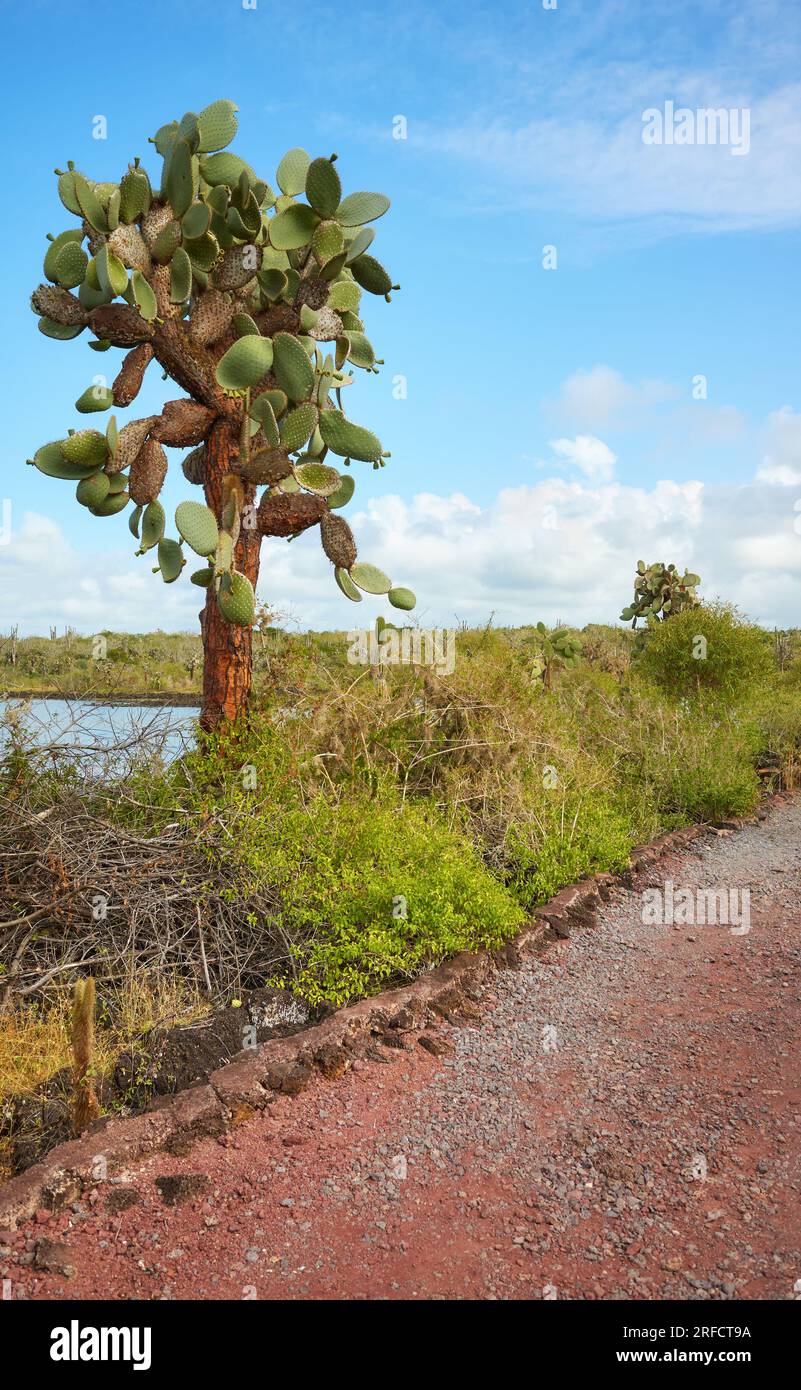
[620,561,700,630]
[27,102,415,729]
[530,622,583,690]
[71,977,101,1135]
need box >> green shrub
[636,603,774,702]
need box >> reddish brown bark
[199,420,261,732]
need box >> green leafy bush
[636,603,774,702]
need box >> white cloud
[756,406,801,484]
[4,467,800,639]
[547,435,617,482]
[547,366,679,430]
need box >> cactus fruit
[335,191,390,226]
[109,223,151,274]
[71,977,101,1136]
[175,499,219,556]
[334,566,363,602]
[217,570,255,625]
[188,288,234,346]
[318,409,382,462]
[31,283,88,326]
[76,472,111,508]
[272,332,315,401]
[215,335,274,391]
[279,402,318,452]
[61,429,109,469]
[320,511,357,568]
[129,438,168,504]
[388,587,416,611]
[181,444,206,485]
[111,415,157,473]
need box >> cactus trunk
[199,419,260,730]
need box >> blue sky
[1,0,800,634]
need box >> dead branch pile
[0,784,289,1013]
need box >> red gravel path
[3,801,800,1301]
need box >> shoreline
[0,690,201,709]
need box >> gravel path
[4,798,800,1301]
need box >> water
[0,698,199,772]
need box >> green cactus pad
[197,99,238,153]
[53,241,88,290]
[350,254,395,296]
[268,204,317,252]
[138,500,166,552]
[152,220,183,264]
[129,504,143,539]
[276,147,311,197]
[190,566,214,587]
[73,174,108,233]
[75,384,115,414]
[250,396,279,446]
[215,335,274,391]
[38,317,84,340]
[166,139,195,219]
[350,561,392,595]
[327,474,355,509]
[175,500,219,557]
[318,409,382,462]
[294,461,342,496]
[92,490,129,516]
[119,163,152,223]
[200,151,253,187]
[311,219,345,267]
[56,167,83,216]
[344,332,376,370]
[334,566,363,602]
[96,247,129,298]
[44,229,84,282]
[217,571,255,626]
[387,587,417,611]
[344,227,376,263]
[272,332,315,401]
[182,200,211,239]
[279,403,318,452]
[132,270,158,321]
[61,430,109,468]
[76,472,111,508]
[327,280,361,314]
[31,441,98,480]
[232,312,260,337]
[168,246,192,303]
[305,158,342,218]
[157,537,186,583]
[335,191,390,226]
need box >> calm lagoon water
[0,698,199,768]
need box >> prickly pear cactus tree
[620,561,700,635]
[27,100,415,730]
[529,622,583,690]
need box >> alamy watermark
[346,627,456,676]
[642,101,750,156]
[641,879,751,935]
